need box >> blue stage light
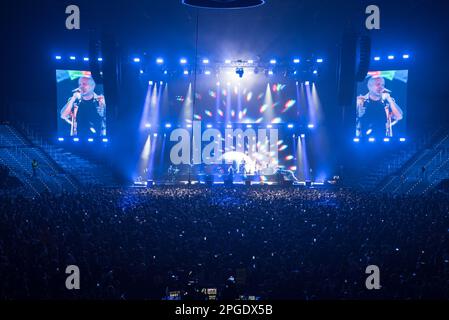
[139,70,144,74]
[203,58,209,64]
[388,55,395,60]
[153,133,158,137]
[180,58,187,64]
[313,70,318,74]
[83,57,89,61]
[216,82,220,86]
[225,59,231,64]
[205,70,211,75]
[266,124,273,129]
[300,134,306,138]
[88,138,94,142]
[383,137,390,142]
[164,70,168,75]
[69,56,76,60]
[183,70,189,75]
[270,59,277,65]
[399,137,406,142]
[288,124,294,129]
[55,56,62,60]
[148,81,153,86]
[73,138,80,142]
[403,54,410,59]
[268,70,274,75]
[247,59,254,64]
[368,137,376,142]
[156,58,164,64]
[316,58,323,63]
[58,137,64,142]
[102,138,108,143]
[293,58,300,64]
[133,57,141,63]
[98,57,103,62]
[374,56,381,61]
[246,124,253,128]
[305,81,310,85]
[165,123,172,128]
[308,124,315,129]
[353,137,360,142]
[227,124,233,129]
[206,124,213,128]
[145,123,152,128]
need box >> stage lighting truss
[54,53,326,79]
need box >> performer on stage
[239,160,247,175]
[60,76,106,136]
[356,76,403,137]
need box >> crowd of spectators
[1,186,448,300]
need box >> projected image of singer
[356,76,403,137]
[60,76,106,136]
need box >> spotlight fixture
[236,67,244,78]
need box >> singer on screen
[356,76,403,137]
[60,76,106,136]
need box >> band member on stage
[61,76,106,136]
[356,76,403,137]
[239,160,247,175]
